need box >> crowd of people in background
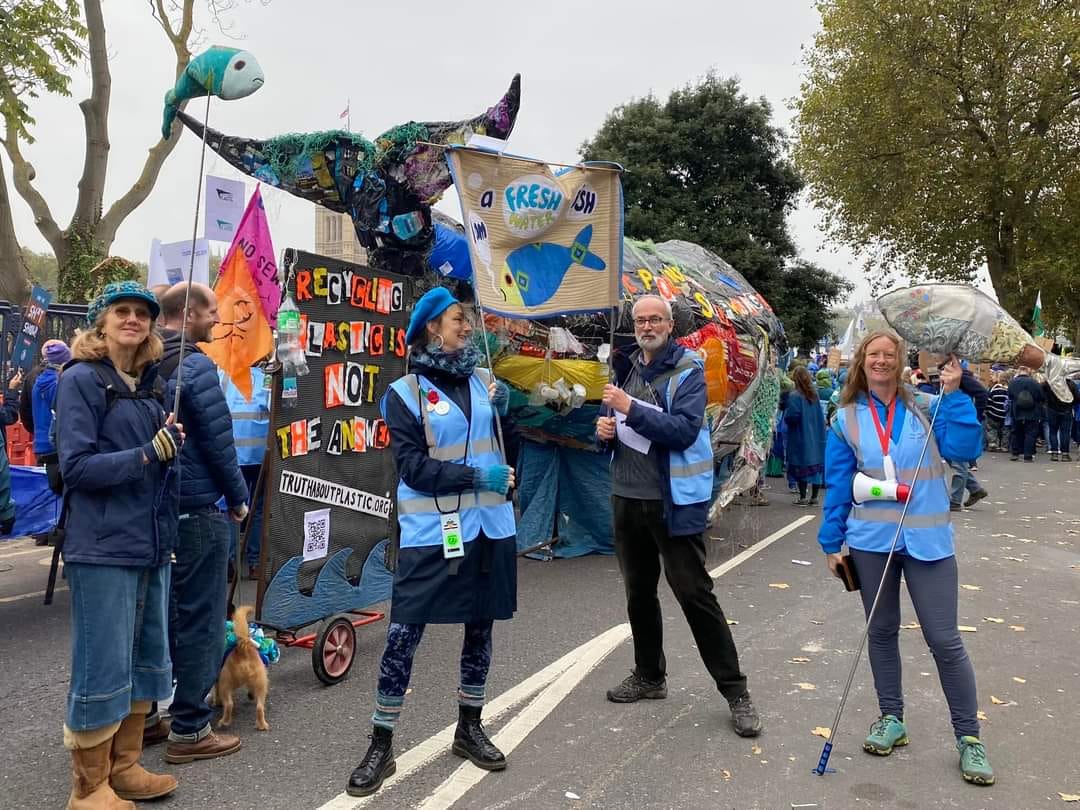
[769,351,1080,512]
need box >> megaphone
[853,472,911,504]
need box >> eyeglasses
[633,316,668,328]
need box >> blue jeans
[66,563,172,731]
[228,464,264,569]
[948,460,982,505]
[168,507,230,739]
[1048,411,1072,454]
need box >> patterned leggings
[372,620,493,730]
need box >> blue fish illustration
[499,225,606,308]
[162,47,264,139]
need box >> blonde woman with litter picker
[817,331,994,786]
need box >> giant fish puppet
[877,284,1080,402]
[162,46,265,138]
[168,69,521,274]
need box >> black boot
[452,705,506,771]
[346,726,396,797]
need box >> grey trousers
[849,549,980,738]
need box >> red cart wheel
[313,614,357,685]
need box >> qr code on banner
[303,508,331,561]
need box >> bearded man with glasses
[596,295,762,738]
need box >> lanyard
[868,396,896,456]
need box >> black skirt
[389,533,517,624]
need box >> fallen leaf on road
[769,583,790,589]
[795,682,817,690]
[789,657,811,663]
[983,617,1004,623]
[1003,556,1025,562]
[751,744,762,755]
[727,619,739,625]
[1009,625,1026,632]
[958,625,978,632]
[720,769,732,781]
[812,726,831,739]
[977,710,988,720]
[1013,677,1027,683]
[991,533,1016,538]
[1059,793,1080,802]
[960,584,982,591]
[990,695,1006,705]
[900,622,921,629]
[810,620,824,625]
[565,792,581,800]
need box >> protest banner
[446,147,623,318]
[204,175,246,242]
[259,249,412,624]
[11,285,53,372]
[148,238,210,287]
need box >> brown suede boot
[110,713,178,800]
[68,739,135,810]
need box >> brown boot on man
[164,730,241,764]
[68,738,135,810]
[110,713,178,800]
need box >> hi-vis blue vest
[220,368,270,467]
[655,353,714,506]
[834,394,954,560]
[385,369,515,549]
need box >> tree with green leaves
[0,1,241,303]
[581,73,851,349]
[794,0,1080,333]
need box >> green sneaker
[957,736,995,785]
[863,714,909,755]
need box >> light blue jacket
[220,368,270,466]
[818,390,981,560]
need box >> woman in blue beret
[56,281,185,807]
[347,287,517,797]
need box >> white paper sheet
[302,508,331,562]
[204,176,246,242]
[615,397,662,455]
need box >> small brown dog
[214,605,270,731]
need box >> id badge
[441,512,464,559]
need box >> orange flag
[200,249,273,401]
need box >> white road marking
[415,624,631,810]
[0,587,66,603]
[709,514,817,579]
[316,624,630,810]
[316,514,813,809]
[0,546,50,560]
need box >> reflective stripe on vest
[663,361,714,506]
[386,370,515,548]
[836,395,953,559]
[221,368,270,466]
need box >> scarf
[410,342,483,379]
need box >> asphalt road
[3,451,1078,809]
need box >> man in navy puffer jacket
[156,283,248,764]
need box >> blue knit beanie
[405,287,459,345]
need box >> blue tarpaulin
[516,442,613,557]
[1,466,60,540]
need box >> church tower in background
[314,208,368,265]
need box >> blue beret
[87,281,161,325]
[405,287,459,345]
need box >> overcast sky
[5,0,875,305]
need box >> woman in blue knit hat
[347,287,516,797]
[56,281,185,808]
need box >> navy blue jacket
[56,359,179,566]
[160,330,247,511]
[1007,374,1044,422]
[959,370,988,422]
[609,340,710,537]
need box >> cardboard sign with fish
[447,147,624,318]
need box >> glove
[473,464,512,495]
[144,424,182,463]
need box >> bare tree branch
[72,0,111,228]
[1,92,62,251]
